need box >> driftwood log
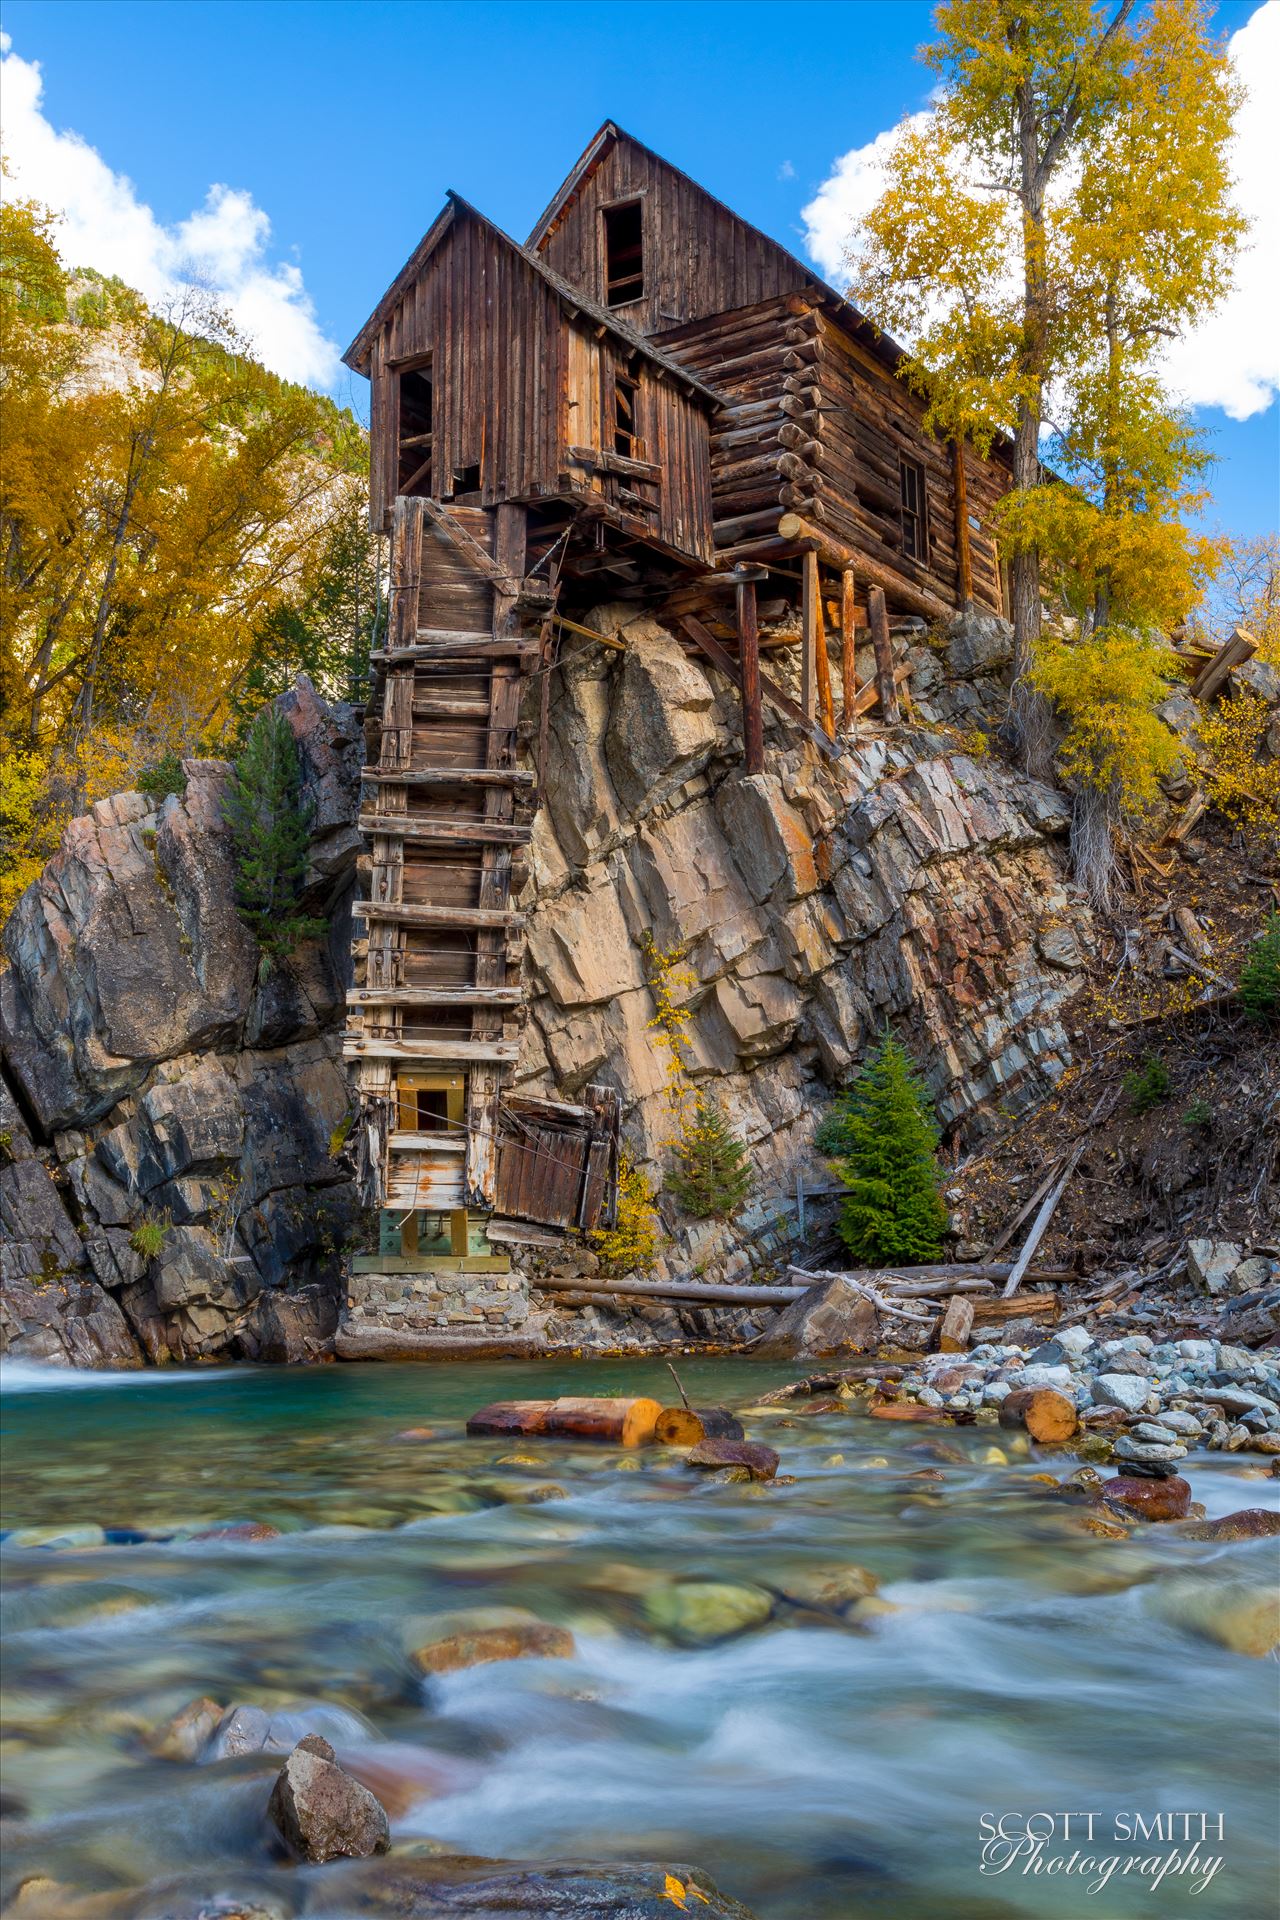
[466,1396,662,1446]
[998,1388,1079,1444]
[654,1406,745,1446]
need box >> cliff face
[1,614,1093,1365]
[0,680,364,1367]
[519,608,1087,1288]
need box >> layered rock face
[0,679,363,1366]
[518,608,1088,1287]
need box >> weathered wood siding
[365,210,712,563]
[535,133,815,334]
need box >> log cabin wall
[808,309,1006,615]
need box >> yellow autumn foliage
[592,1153,662,1277]
[1030,628,1179,812]
[1198,695,1280,836]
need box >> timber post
[867,585,901,726]
[839,567,858,735]
[732,563,768,775]
[952,439,973,611]
[801,548,819,722]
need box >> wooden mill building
[342,120,1014,1283]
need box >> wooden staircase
[345,495,540,1257]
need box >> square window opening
[603,200,644,307]
[449,463,482,499]
[612,374,640,459]
[415,1088,452,1132]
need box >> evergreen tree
[828,1032,949,1266]
[223,708,324,963]
[667,1095,753,1220]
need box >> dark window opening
[603,200,644,307]
[899,455,928,562]
[397,367,433,496]
[415,1088,451,1132]
[449,463,482,499]
[612,374,640,459]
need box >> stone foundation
[342,1266,530,1337]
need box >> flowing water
[2,1357,1277,1918]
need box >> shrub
[1239,912,1280,1020]
[828,1030,948,1266]
[666,1095,752,1220]
[593,1153,662,1275]
[1123,1054,1171,1113]
[1198,692,1280,834]
[223,707,325,964]
[137,751,187,800]
[129,1218,168,1260]
[1182,1097,1211,1130]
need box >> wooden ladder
[346,495,539,1256]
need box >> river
[2,1357,1277,1917]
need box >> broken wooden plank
[343,1036,520,1065]
[347,985,522,1009]
[419,496,517,588]
[1002,1140,1085,1298]
[1189,626,1256,702]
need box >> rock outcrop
[519,607,1087,1297]
[1,678,362,1367]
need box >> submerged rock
[407,1607,575,1677]
[1147,1579,1280,1658]
[323,1854,760,1917]
[1179,1508,1280,1542]
[268,1733,390,1863]
[642,1580,774,1645]
[684,1438,779,1481]
[1102,1474,1192,1522]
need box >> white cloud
[0,34,340,388]
[799,2,1280,424]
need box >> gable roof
[526,119,906,372]
[342,191,723,408]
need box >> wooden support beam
[358,812,532,847]
[678,616,842,762]
[735,576,765,775]
[952,439,973,609]
[867,586,901,725]
[777,512,952,623]
[343,1036,521,1065]
[351,900,527,932]
[556,613,628,653]
[372,636,539,663]
[1189,626,1257,702]
[840,567,858,734]
[348,986,522,1009]
[362,767,535,790]
[800,548,819,722]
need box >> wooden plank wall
[365,210,714,564]
[535,135,814,333]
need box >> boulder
[268,1734,390,1863]
[1179,1508,1280,1542]
[1102,1474,1192,1522]
[1147,1579,1280,1658]
[684,1438,779,1481]
[407,1608,575,1677]
[752,1276,880,1361]
[642,1580,774,1645]
[1091,1374,1153,1415]
[1185,1238,1243,1295]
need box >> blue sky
[2,0,1276,539]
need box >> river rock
[1147,1579,1280,1657]
[330,1855,760,1918]
[268,1733,390,1863]
[147,1696,225,1762]
[1112,1436,1186,1470]
[1179,1508,1280,1542]
[642,1580,774,1646]
[770,1565,879,1612]
[752,1276,879,1360]
[684,1438,779,1481]
[1102,1474,1192,1522]
[407,1607,575,1676]
[1092,1374,1153,1415]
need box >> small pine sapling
[666,1094,752,1220]
[1123,1054,1171,1114]
[223,708,325,965]
[1239,912,1280,1020]
[830,1030,948,1266]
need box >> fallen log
[1002,1143,1084,1298]
[999,1388,1079,1444]
[788,1262,1071,1292]
[536,1275,806,1307]
[654,1406,745,1446]
[466,1396,662,1446]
